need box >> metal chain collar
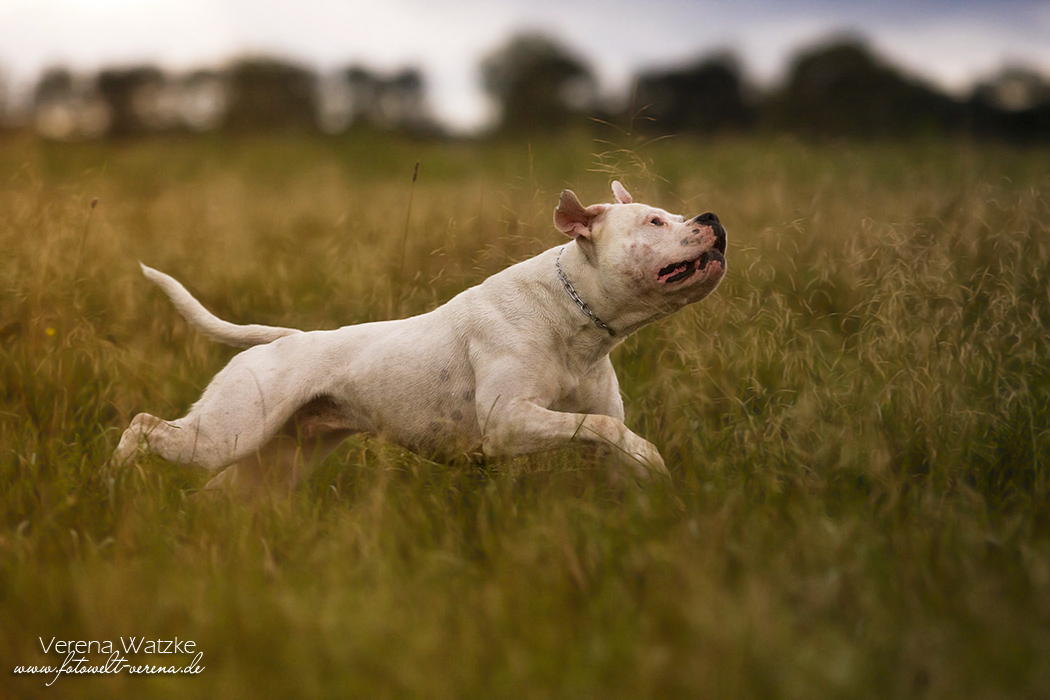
[555,249,616,337]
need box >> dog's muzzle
[694,213,727,254]
[656,213,727,285]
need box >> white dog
[113,182,727,491]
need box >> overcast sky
[2,0,1049,131]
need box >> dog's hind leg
[202,395,359,493]
[113,338,320,468]
[112,335,356,490]
[111,411,252,471]
[113,403,355,494]
[197,395,358,493]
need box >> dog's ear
[555,190,609,239]
[611,181,632,204]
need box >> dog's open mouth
[657,250,725,284]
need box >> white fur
[112,182,727,491]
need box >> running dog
[113,182,727,491]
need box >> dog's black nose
[713,225,726,254]
[694,212,726,254]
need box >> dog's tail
[140,263,303,348]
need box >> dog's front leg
[479,397,668,480]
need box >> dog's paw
[111,430,139,468]
[617,435,669,482]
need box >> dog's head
[554,181,727,325]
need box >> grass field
[1,130,1049,699]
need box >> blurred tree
[341,65,432,132]
[33,67,109,140]
[973,66,1050,112]
[968,66,1050,141]
[345,65,378,126]
[97,66,167,137]
[379,69,429,131]
[177,70,228,132]
[481,33,597,133]
[223,58,318,132]
[768,39,963,137]
[34,68,76,107]
[634,54,754,134]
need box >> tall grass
[1,131,1049,699]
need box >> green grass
[2,130,1049,699]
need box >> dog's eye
[650,217,663,226]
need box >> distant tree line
[487,34,1050,142]
[21,57,436,140]
[3,33,1049,141]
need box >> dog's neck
[555,248,616,337]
